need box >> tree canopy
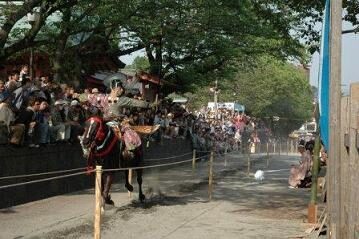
[0,0,333,83]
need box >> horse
[81,116,146,206]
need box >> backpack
[122,126,141,151]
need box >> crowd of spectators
[0,65,271,153]
[0,65,95,147]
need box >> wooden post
[266,142,269,168]
[286,140,289,156]
[94,166,102,239]
[328,0,342,238]
[128,169,133,199]
[279,140,281,156]
[308,136,321,223]
[192,149,196,171]
[339,96,349,238]
[208,151,214,201]
[155,93,159,111]
[224,146,228,167]
[273,142,276,154]
[247,151,250,176]
[348,84,359,238]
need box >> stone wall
[0,138,192,208]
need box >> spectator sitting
[35,100,51,146]
[15,96,41,147]
[0,91,25,145]
[67,100,85,143]
[51,100,71,142]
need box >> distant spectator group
[0,65,272,154]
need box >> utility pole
[214,79,218,118]
[328,0,342,238]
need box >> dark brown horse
[81,116,145,205]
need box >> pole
[155,93,159,112]
[30,47,33,80]
[286,140,289,155]
[279,140,281,156]
[224,145,228,167]
[266,142,269,168]
[128,169,133,199]
[328,1,342,238]
[192,149,196,171]
[214,79,218,119]
[308,135,321,223]
[247,151,250,176]
[94,166,102,239]
[208,151,214,201]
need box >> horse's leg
[136,169,145,202]
[102,173,114,205]
[124,170,134,192]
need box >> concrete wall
[0,138,192,209]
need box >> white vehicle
[289,121,317,138]
[207,102,245,112]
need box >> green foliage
[187,55,313,135]
[125,56,150,72]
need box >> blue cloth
[318,0,330,149]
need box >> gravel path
[0,152,319,239]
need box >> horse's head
[81,116,107,154]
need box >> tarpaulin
[318,0,330,149]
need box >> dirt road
[0,153,316,239]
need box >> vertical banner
[318,0,330,149]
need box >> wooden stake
[308,136,321,223]
[328,1,342,238]
[208,151,214,201]
[247,152,250,176]
[192,149,196,171]
[128,169,133,199]
[286,140,289,156]
[224,146,228,167]
[94,166,102,239]
[273,143,276,154]
[266,142,269,168]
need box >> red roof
[137,72,161,85]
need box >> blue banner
[318,0,330,149]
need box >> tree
[125,56,150,72]
[187,55,313,135]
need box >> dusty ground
[0,153,322,239]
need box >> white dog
[254,170,264,182]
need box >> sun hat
[70,100,80,106]
[54,100,65,106]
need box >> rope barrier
[0,155,208,190]
[0,167,88,181]
[144,151,193,161]
[0,152,194,181]
[102,155,208,173]
[0,170,94,190]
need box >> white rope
[0,167,88,180]
[0,170,93,190]
[0,152,194,180]
[0,155,208,189]
[144,151,193,161]
[102,155,208,173]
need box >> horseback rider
[103,78,156,120]
[90,78,155,205]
